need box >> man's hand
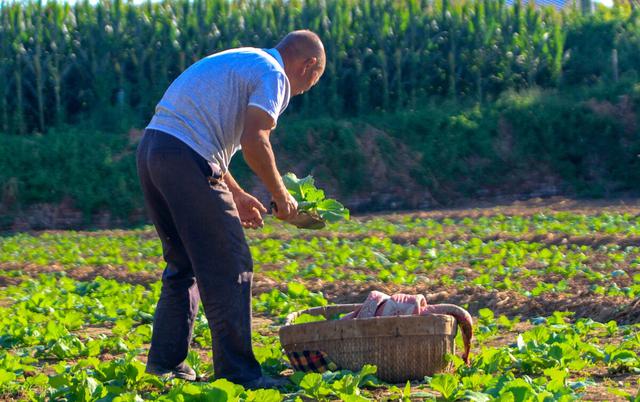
[272,191,298,221]
[233,191,267,229]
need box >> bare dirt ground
[0,261,158,286]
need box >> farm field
[0,199,639,401]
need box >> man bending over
[136,30,325,388]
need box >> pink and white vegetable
[342,291,473,364]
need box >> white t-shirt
[146,47,291,173]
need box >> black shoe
[145,362,197,381]
[241,375,291,390]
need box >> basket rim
[283,303,459,326]
[282,311,457,329]
[279,304,458,345]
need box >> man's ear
[302,57,318,74]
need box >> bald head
[275,30,326,96]
[276,30,325,71]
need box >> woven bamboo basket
[279,304,457,383]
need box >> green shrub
[0,83,638,225]
[0,127,141,222]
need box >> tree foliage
[0,0,639,134]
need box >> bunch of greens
[283,173,350,223]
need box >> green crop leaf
[202,379,243,401]
[429,374,460,401]
[204,388,230,402]
[299,372,323,390]
[289,371,306,386]
[82,376,105,400]
[86,339,102,357]
[0,369,16,386]
[124,360,146,384]
[299,372,333,399]
[181,383,203,396]
[478,308,495,322]
[356,364,381,387]
[316,199,350,222]
[244,389,283,402]
[607,349,638,365]
[501,378,535,402]
[282,172,349,224]
[283,173,317,201]
[304,186,326,203]
[464,391,492,402]
[332,374,359,396]
[339,394,371,402]
[62,311,85,330]
[287,282,307,298]
[293,313,326,324]
[543,368,569,392]
[49,374,69,388]
[403,380,411,400]
[113,393,145,402]
[212,378,242,395]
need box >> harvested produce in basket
[282,173,350,226]
[280,303,461,381]
[292,313,327,324]
[341,291,474,364]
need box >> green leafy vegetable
[292,313,326,325]
[283,173,350,223]
[0,211,639,400]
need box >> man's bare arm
[240,107,286,198]
[223,170,267,229]
[223,170,245,196]
[240,106,297,220]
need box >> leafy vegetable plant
[292,313,327,325]
[0,210,639,400]
[283,173,350,223]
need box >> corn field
[0,0,639,135]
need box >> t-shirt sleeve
[248,70,288,126]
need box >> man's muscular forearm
[240,131,287,199]
[223,171,246,197]
[223,169,267,229]
[240,106,297,221]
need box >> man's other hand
[272,191,298,221]
[234,192,267,229]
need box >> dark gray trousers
[136,128,261,384]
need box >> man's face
[294,59,324,96]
